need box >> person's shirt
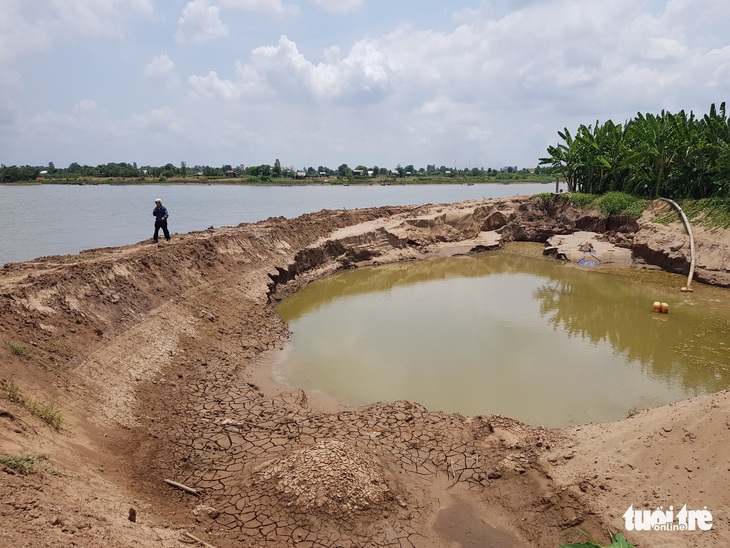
[153,205,169,221]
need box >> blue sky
[1,0,728,171]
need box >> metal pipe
[659,198,696,291]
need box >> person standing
[152,198,171,243]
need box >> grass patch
[566,192,645,217]
[27,400,63,430]
[0,380,21,402]
[679,197,730,228]
[596,192,645,217]
[0,453,59,475]
[8,342,29,357]
[568,192,599,209]
[651,197,730,228]
[0,381,62,430]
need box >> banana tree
[539,127,583,192]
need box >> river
[0,182,560,266]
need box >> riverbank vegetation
[0,161,552,185]
[540,103,729,199]
[540,191,646,218]
[540,191,730,228]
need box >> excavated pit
[0,195,728,548]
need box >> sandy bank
[0,195,728,547]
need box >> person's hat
[155,198,162,203]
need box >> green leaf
[609,532,635,548]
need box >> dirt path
[0,196,728,547]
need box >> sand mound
[256,440,392,517]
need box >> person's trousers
[154,220,170,242]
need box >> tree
[539,127,582,191]
[540,103,730,198]
[259,164,272,178]
[0,165,41,183]
[180,161,188,178]
[273,159,282,178]
[161,163,177,178]
[337,164,352,177]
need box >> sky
[1,0,728,172]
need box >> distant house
[295,171,307,179]
[445,170,454,177]
[352,169,364,176]
[226,170,237,178]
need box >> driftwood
[183,531,216,548]
[163,478,200,496]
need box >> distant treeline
[0,161,548,184]
[540,102,730,199]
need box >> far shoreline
[6,175,557,187]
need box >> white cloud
[132,106,183,133]
[3,0,730,169]
[48,0,154,36]
[130,0,154,16]
[188,71,244,100]
[71,99,101,117]
[643,38,688,62]
[0,2,55,62]
[24,100,111,146]
[0,95,21,128]
[219,0,299,17]
[706,46,730,89]
[245,35,397,102]
[0,0,155,62]
[310,0,363,14]
[176,0,228,44]
[144,54,182,88]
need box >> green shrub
[0,454,58,475]
[597,192,644,217]
[569,192,598,209]
[682,197,730,228]
[0,381,62,430]
[0,380,21,402]
[561,530,635,547]
[28,401,62,430]
[568,192,644,217]
[8,342,28,357]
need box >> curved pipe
[659,198,696,291]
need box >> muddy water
[275,244,730,427]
